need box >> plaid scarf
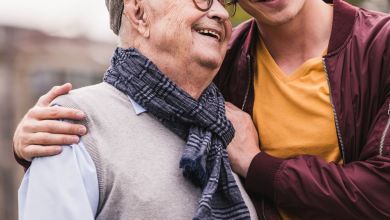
[103,48,250,220]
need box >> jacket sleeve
[14,148,31,171]
[246,152,390,219]
[245,66,390,219]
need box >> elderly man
[17,0,258,219]
[15,0,390,219]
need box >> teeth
[196,29,221,41]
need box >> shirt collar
[128,97,147,115]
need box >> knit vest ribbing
[53,82,258,220]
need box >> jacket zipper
[241,55,252,111]
[244,54,268,220]
[261,199,267,220]
[379,103,390,156]
[323,58,346,162]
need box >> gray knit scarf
[103,48,250,220]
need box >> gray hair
[105,0,124,35]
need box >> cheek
[164,16,195,51]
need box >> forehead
[146,0,198,17]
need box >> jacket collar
[326,0,357,55]
[233,0,358,58]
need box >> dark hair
[227,0,239,17]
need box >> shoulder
[345,8,390,63]
[354,8,390,41]
[51,82,130,113]
[52,83,123,106]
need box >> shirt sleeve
[18,141,99,220]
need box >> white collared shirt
[18,98,146,220]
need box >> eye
[223,0,235,6]
[218,0,226,7]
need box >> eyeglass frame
[192,0,238,13]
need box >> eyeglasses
[192,0,237,16]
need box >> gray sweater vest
[54,82,257,220]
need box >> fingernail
[79,127,87,134]
[71,136,80,143]
[77,111,85,117]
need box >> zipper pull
[388,103,390,115]
[387,103,390,116]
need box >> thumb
[37,83,72,107]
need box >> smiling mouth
[194,28,222,41]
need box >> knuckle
[72,110,82,118]
[26,108,37,118]
[23,147,34,159]
[50,86,60,94]
[42,147,53,155]
[37,95,47,103]
[72,125,82,134]
[35,132,47,143]
[243,113,251,120]
[40,147,60,156]
[44,123,54,133]
[18,150,27,160]
[48,107,60,118]
[46,123,58,133]
[21,123,33,133]
[59,123,72,133]
[67,109,77,118]
[38,96,50,107]
[62,136,72,143]
[24,135,34,145]
[60,136,69,144]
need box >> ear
[123,0,150,38]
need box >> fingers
[21,145,63,162]
[24,120,87,136]
[25,132,80,146]
[37,83,72,107]
[225,102,251,119]
[27,106,85,120]
[225,102,241,121]
[225,102,240,110]
[225,102,242,118]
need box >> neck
[157,58,214,100]
[257,1,333,74]
[139,48,214,100]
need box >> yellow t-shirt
[253,39,342,219]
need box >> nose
[207,0,229,22]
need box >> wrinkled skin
[13,83,86,161]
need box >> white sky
[0,0,117,42]
[0,0,388,43]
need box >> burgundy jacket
[214,0,390,219]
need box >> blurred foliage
[230,0,364,26]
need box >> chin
[199,57,222,71]
[255,11,295,26]
[196,50,225,68]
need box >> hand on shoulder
[13,83,87,162]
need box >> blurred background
[0,0,389,219]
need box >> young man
[14,0,390,219]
